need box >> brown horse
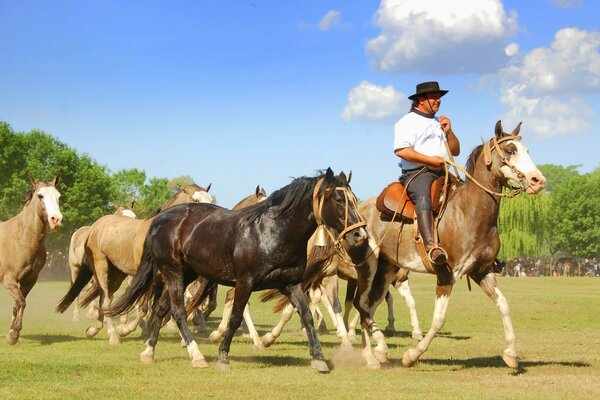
[353,121,546,369]
[56,183,213,344]
[0,176,63,344]
[68,199,137,322]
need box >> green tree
[547,171,600,258]
[538,164,580,192]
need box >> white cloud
[505,42,519,57]
[367,0,518,74]
[319,10,341,31]
[500,28,600,137]
[341,81,408,123]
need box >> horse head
[114,198,137,218]
[181,183,214,203]
[485,121,546,195]
[314,168,367,250]
[29,175,63,230]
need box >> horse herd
[0,121,546,373]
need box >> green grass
[0,276,599,399]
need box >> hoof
[5,332,19,345]
[109,336,120,345]
[502,350,519,369]
[85,327,99,339]
[253,342,265,350]
[366,358,381,370]
[402,349,418,368]
[140,354,154,364]
[72,315,80,322]
[208,331,221,343]
[192,358,209,369]
[383,327,395,337]
[374,349,388,363]
[261,333,275,348]
[215,361,230,371]
[310,359,330,373]
[412,331,424,341]
[116,326,130,337]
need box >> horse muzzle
[343,226,368,248]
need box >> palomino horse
[0,176,63,344]
[353,121,545,369]
[56,183,213,344]
[68,200,137,322]
[106,169,368,372]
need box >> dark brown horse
[0,176,63,344]
[106,168,368,372]
[353,121,546,369]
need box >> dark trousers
[399,168,443,213]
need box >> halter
[311,177,367,248]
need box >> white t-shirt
[393,109,449,170]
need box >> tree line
[1,121,598,262]
[0,121,202,252]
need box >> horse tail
[103,250,158,317]
[56,264,93,313]
[259,289,290,313]
[79,281,101,308]
[185,279,217,316]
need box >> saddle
[375,175,458,221]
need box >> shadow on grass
[21,334,86,345]
[407,355,591,374]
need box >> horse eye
[37,194,44,200]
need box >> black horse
[106,168,368,372]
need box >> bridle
[311,177,367,249]
[446,134,530,198]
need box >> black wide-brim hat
[408,81,448,100]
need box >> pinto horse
[0,176,63,344]
[353,121,546,369]
[106,168,368,372]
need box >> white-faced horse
[0,176,63,344]
[354,121,545,369]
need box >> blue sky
[1,0,599,208]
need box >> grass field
[0,275,599,399]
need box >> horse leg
[283,283,329,373]
[394,279,423,340]
[354,253,394,369]
[241,303,263,349]
[3,276,28,345]
[209,287,235,343]
[343,278,357,339]
[164,271,207,369]
[202,284,218,320]
[262,302,295,347]
[309,287,326,333]
[70,264,81,322]
[471,268,518,369]
[321,276,352,347]
[216,284,252,371]
[402,283,453,367]
[140,286,171,364]
[383,290,395,336]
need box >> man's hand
[439,115,452,135]
[428,156,446,170]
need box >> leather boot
[416,211,447,265]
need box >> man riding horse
[394,81,459,273]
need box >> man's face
[417,92,443,114]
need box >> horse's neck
[18,200,48,249]
[448,157,502,229]
[163,193,189,209]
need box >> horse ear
[511,122,522,136]
[324,167,334,183]
[495,120,504,138]
[52,175,61,187]
[130,198,136,209]
[347,170,352,184]
[255,185,260,197]
[205,183,212,192]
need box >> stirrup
[427,246,448,265]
